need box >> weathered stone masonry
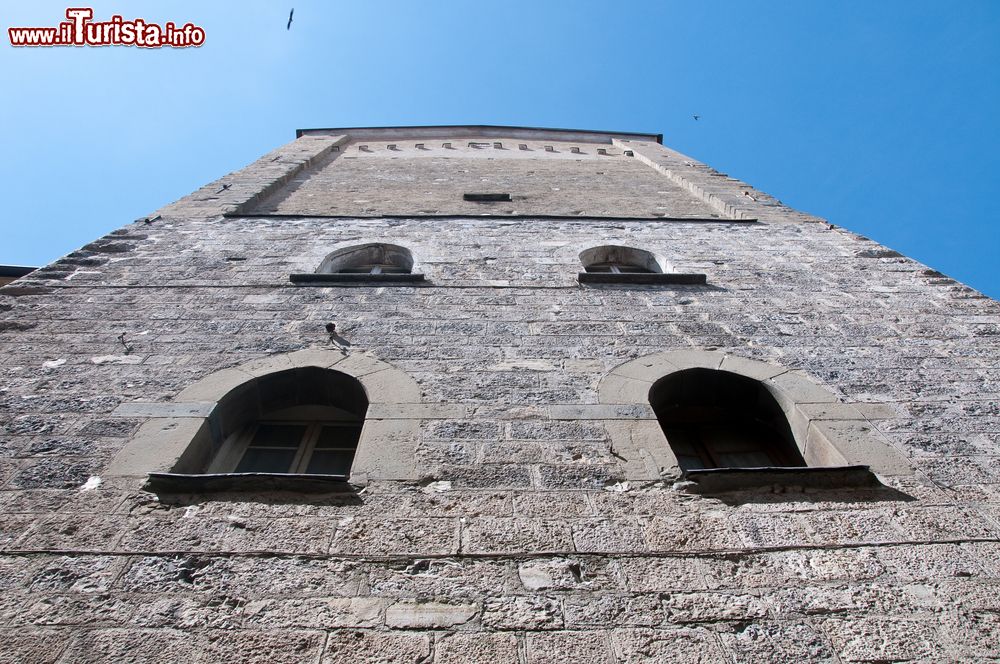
[1,126,999,663]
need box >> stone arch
[318,242,415,274]
[597,350,910,480]
[650,367,807,470]
[107,349,423,486]
[579,245,667,273]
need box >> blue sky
[2,1,998,297]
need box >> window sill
[290,273,425,284]
[679,465,881,494]
[577,272,706,285]
[145,472,352,494]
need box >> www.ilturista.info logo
[8,8,205,48]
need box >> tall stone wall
[1,129,999,662]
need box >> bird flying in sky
[692,114,701,121]
[287,8,294,30]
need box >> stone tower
[2,126,999,663]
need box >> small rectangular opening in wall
[290,272,425,285]
[680,465,883,495]
[577,271,707,285]
[145,472,357,495]
[463,193,512,202]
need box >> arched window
[596,350,911,492]
[206,367,368,477]
[649,368,806,470]
[320,243,413,275]
[578,246,705,284]
[580,245,662,274]
[108,349,424,493]
[290,243,424,283]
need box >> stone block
[806,420,910,475]
[513,491,593,517]
[105,417,209,477]
[537,464,622,490]
[768,371,840,404]
[461,517,573,554]
[367,402,469,419]
[571,517,647,553]
[641,513,743,552]
[603,419,677,479]
[58,628,202,664]
[384,599,477,628]
[0,628,67,664]
[598,374,652,405]
[609,627,726,663]
[241,597,385,629]
[111,401,215,418]
[719,622,838,663]
[221,515,334,555]
[729,511,812,548]
[20,593,134,628]
[939,610,1000,658]
[564,593,665,627]
[27,554,124,593]
[19,515,124,551]
[526,630,614,664]
[361,368,422,403]
[616,556,710,592]
[175,367,254,402]
[352,419,421,481]
[609,354,682,382]
[892,506,998,541]
[704,548,884,589]
[820,617,947,662]
[801,508,904,546]
[203,555,360,597]
[662,591,769,624]
[718,354,787,381]
[518,556,619,591]
[548,404,657,420]
[436,632,520,664]
[367,558,521,599]
[877,542,985,581]
[772,583,934,617]
[331,517,459,556]
[127,594,243,630]
[436,463,533,489]
[322,629,431,664]
[0,514,40,550]
[482,596,563,630]
[198,629,326,664]
[117,513,234,553]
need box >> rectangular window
[233,422,362,475]
[463,193,512,202]
[584,262,655,274]
[234,424,307,473]
[338,264,409,275]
